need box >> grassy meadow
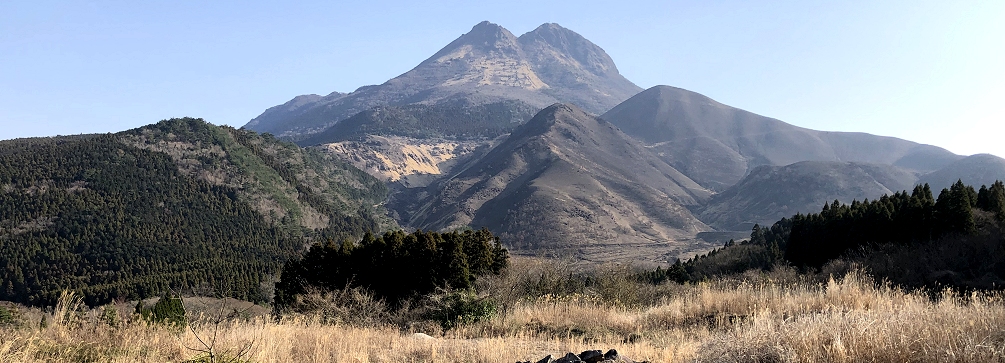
[1,258,1004,363]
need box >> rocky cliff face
[321,135,490,187]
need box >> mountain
[400,104,713,263]
[919,153,1005,192]
[244,94,329,134]
[244,21,642,139]
[698,161,919,231]
[298,100,541,145]
[601,86,961,191]
[0,118,390,306]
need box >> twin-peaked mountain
[237,20,1005,263]
[8,20,1005,308]
[244,21,641,140]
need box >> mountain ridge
[601,85,962,191]
[697,161,919,230]
[401,103,713,263]
[919,153,1005,192]
[243,21,642,138]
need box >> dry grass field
[2,260,1005,363]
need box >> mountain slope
[0,118,390,306]
[298,100,540,145]
[919,153,1005,192]
[601,86,961,190]
[403,104,712,263]
[516,23,642,116]
[697,161,919,230]
[244,21,642,139]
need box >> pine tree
[149,292,186,327]
[750,224,766,245]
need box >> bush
[425,290,497,330]
[99,305,119,328]
[283,286,391,327]
[0,304,22,328]
[136,293,187,327]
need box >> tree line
[645,180,1005,285]
[274,228,509,313]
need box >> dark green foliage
[655,225,780,282]
[100,305,119,327]
[229,128,387,233]
[639,259,690,285]
[643,181,1003,285]
[785,182,983,267]
[0,118,387,307]
[124,117,388,235]
[299,101,540,145]
[976,180,1005,221]
[645,218,794,284]
[0,304,20,327]
[934,180,977,236]
[149,293,186,326]
[274,228,509,312]
[426,290,497,330]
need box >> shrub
[0,304,21,328]
[99,305,119,328]
[283,286,390,327]
[136,293,187,327]
[425,290,497,330]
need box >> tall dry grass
[1,267,1004,362]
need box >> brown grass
[2,267,1004,362]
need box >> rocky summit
[243,21,641,138]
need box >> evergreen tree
[785,181,977,267]
[148,292,186,326]
[976,181,1005,221]
[274,229,509,313]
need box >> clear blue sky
[2,1,1003,157]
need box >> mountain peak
[526,22,577,37]
[467,20,515,39]
[531,22,569,32]
[244,21,641,136]
[515,103,585,136]
[445,20,519,52]
[538,102,581,118]
[471,20,504,33]
[519,22,619,77]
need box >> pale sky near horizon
[2,1,1003,157]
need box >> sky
[2,1,1003,157]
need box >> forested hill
[0,118,391,306]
